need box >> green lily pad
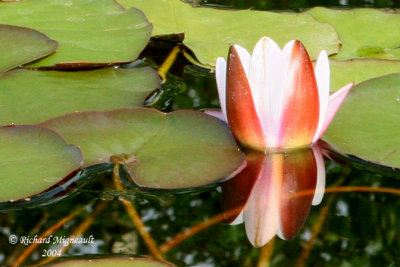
[330,59,400,91]
[0,24,58,72]
[41,108,245,189]
[0,67,159,125]
[307,7,400,60]
[0,0,152,68]
[48,257,171,267]
[323,73,400,169]
[117,0,340,66]
[0,125,82,202]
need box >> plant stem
[158,45,181,81]
[257,237,276,267]
[112,163,166,262]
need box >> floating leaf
[41,108,245,189]
[117,0,340,66]
[0,125,82,202]
[48,257,171,267]
[323,74,400,169]
[307,7,400,60]
[330,59,400,91]
[0,67,159,125]
[0,0,152,68]
[0,24,57,72]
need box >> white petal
[215,57,227,121]
[229,210,244,225]
[311,146,326,205]
[203,109,226,123]
[313,50,330,142]
[280,40,297,99]
[248,37,283,146]
[232,44,251,79]
[244,155,282,247]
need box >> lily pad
[0,24,57,72]
[117,0,340,66]
[40,108,245,189]
[330,59,400,91]
[0,67,159,125]
[0,125,82,202]
[323,73,400,169]
[0,0,152,68]
[307,7,400,60]
[48,257,171,267]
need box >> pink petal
[313,50,330,142]
[278,40,320,148]
[226,45,266,150]
[215,57,228,121]
[314,82,354,140]
[248,37,283,147]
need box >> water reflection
[221,146,325,247]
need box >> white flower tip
[215,57,227,82]
[216,57,226,64]
[216,57,226,71]
[254,36,282,53]
[230,44,251,78]
[231,44,249,55]
[317,50,328,59]
[282,39,297,52]
[315,50,330,74]
[260,36,280,46]
[215,57,227,119]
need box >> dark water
[1,152,400,266]
[185,0,400,10]
[1,1,400,267]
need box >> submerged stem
[159,206,243,253]
[295,170,348,267]
[295,194,335,267]
[257,237,276,267]
[112,163,166,262]
[290,186,400,199]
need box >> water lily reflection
[221,146,325,247]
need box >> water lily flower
[216,37,354,151]
[221,146,325,247]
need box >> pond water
[186,0,400,10]
[1,145,399,266]
[0,1,400,267]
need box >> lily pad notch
[41,107,246,189]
